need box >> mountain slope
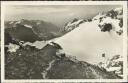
[5,24,42,43]
[5,42,121,79]
[54,20,122,64]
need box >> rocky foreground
[5,41,121,79]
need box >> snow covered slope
[54,8,123,64]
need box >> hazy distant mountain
[5,19,60,42]
[5,24,42,43]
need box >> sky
[5,5,121,27]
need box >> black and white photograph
[1,1,127,83]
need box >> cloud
[5,5,71,16]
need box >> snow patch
[9,21,14,24]
[98,17,122,36]
[7,43,20,53]
[24,24,32,28]
[114,7,123,15]
[23,41,47,49]
[36,22,41,25]
[15,21,21,24]
[107,67,121,72]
